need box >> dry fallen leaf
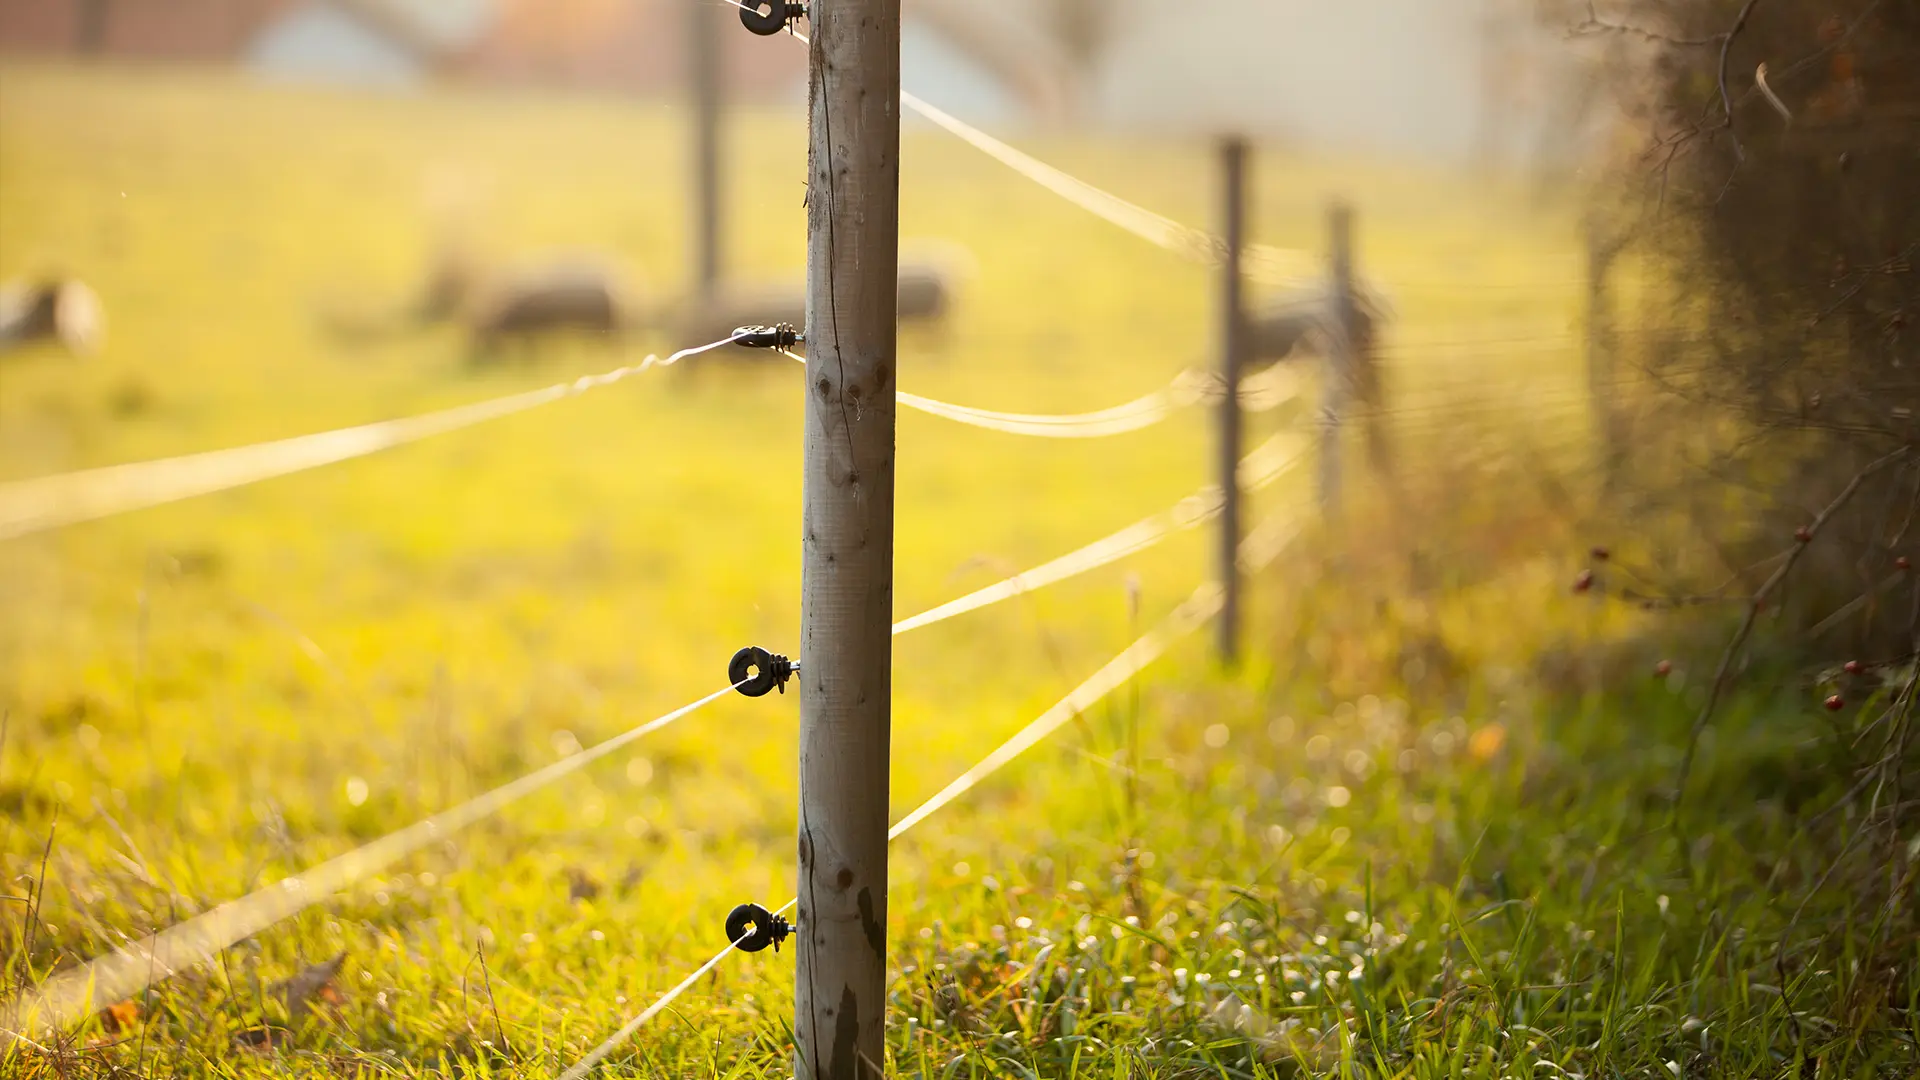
[98,999,140,1033]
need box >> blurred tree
[1597,0,1919,645]
[1578,2,1918,949]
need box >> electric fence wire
[893,431,1308,633]
[0,682,748,1045]
[779,350,1304,438]
[0,342,1301,544]
[0,334,748,543]
[554,588,1209,1080]
[558,509,1305,1077]
[0,428,1315,1043]
[897,91,1325,290]
[718,10,1335,290]
[721,6,1590,298]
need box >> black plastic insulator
[730,646,796,698]
[738,1,805,36]
[726,902,794,953]
[731,323,802,349]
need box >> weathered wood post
[1344,210,1391,483]
[690,0,724,300]
[1216,137,1248,665]
[797,1,900,1077]
[1320,201,1355,515]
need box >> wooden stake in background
[1320,202,1355,515]
[1347,213,1391,483]
[1216,137,1248,666]
[690,0,724,301]
[797,1,900,1077]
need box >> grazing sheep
[319,244,635,361]
[462,259,635,363]
[898,262,952,323]
[0,277,105,358]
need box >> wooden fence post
[1347,213,1391,483]
[797,1,900,1078]
[1320,201,1355,516]
[690,0,724,301]
[1216,137,1248,666]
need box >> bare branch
[1733,0,1884,110]
[1571,2,1724,47]
[1674,445,1912,821]
[1717,0,1763,163]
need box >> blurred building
[0,0,289,61]
[0,0,1602,166]
[246,0,490,86]
[0,0,811,96]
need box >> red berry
[1591,546,1611,561]
[1900,557,1912,571]
[1573,569,1594,593]
[1795,526,1813,543]
[1825,694,1845,711]
[1844,660,1864,675]
[1654,660,1673,677]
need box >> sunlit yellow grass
[0,62,1622,1075]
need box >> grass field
[2,62,1911,1078]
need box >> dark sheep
[464,262,631,363]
